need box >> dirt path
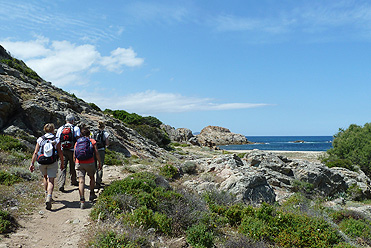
[1,166,125,248]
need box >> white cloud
[0,37,50,59]
[100,47,144,72]
[80,90,271,114]
[1,38,144,86]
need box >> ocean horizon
[219,136,333,152]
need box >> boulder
[183,154,276,205]
[196,125,251,146]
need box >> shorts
[76,162,96,178]
[38,161,58,178]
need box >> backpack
[60,125,75,149]
[94,130,106,149]
[37,136,57,165]
[74,137,94,160]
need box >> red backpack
[60,125,75,149]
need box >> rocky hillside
[0,45,165,159]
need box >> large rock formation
[0,47,165,159]
[196,125,251,146]
[180,150,371,205]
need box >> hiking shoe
[89,193,97,201]
[45,196,52,210]
[59,187,67,193]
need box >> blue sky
[1,0,370,136]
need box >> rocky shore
[228,149,326,162]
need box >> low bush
[339,218,371,239]
[88,102,101,112]
[181,161,197,174]
[0,135,27,152]
[159,164,179,180]
[0,170,21,186]
[104,149,124,165]
[88,230,150,248]
[323,158,356,171]
[186,223,214,248]
[292,179,314,194]
[0,210,15,234]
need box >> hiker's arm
[29,143,40,172]
[94,145,102,170]
[57,143,64,170]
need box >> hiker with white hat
[29,123,64,210]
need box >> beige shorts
[76,162,96,178]
[38,161,58,178]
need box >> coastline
[227,149,326,163]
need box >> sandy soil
[0,165,125,248]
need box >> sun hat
[44,142,54,157]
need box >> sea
[219,136,333,152]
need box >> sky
[0,0,370,136]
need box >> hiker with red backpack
[74,126,102,209]
[29,123,64,210]
[56,114,81,192]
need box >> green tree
[324,123,371,175]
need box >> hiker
[29,123,64,210]
[56,114,81,192]
[74,127,102,209]
[92,121,110,188]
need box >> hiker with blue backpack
[74,126,102,209]
[56,114,81,192]
[29,123,64,210]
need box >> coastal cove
[220,136,333,151]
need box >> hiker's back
[75,136,94,161]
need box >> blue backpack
[74,137,94,160]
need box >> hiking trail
[1,165,125,248]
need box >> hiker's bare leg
[79,176,85,199]
[48,177,55,196]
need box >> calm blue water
[219,136,333,151]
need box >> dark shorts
[76,162,96,178]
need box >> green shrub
[0,170,21,186]
[324,123,371,176]
[339,218,371,239]
[0,135,27,151]
[346,184,364,201]
[186,223,214,248]
[0,58,41,80]
[323,158,356,171]
[88,102,101,112]
[88,230,149,248]
[0,210,13,234]
[239,215,271,241]
[292,179,314,194]
[238,203,341,247]
[181,161,197,174]
[159,164,179,179]
[134,124,170,149]
[104,149,123,165]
